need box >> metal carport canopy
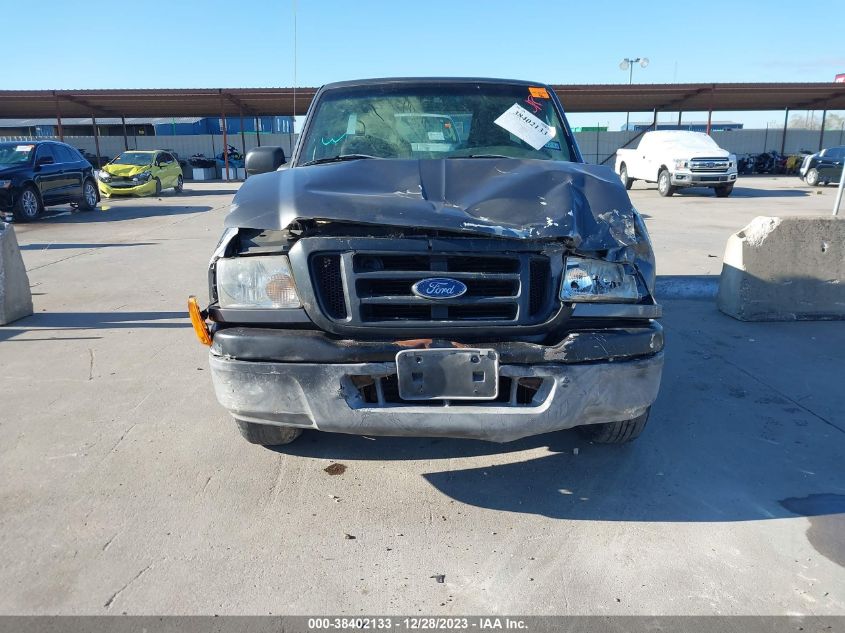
[0,83,844,118]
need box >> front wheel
[619,164,633,190]
[14,185,42,222]
[235,419,302,446]
[153,177,162,195]
[657,169,675,197]
[805,168,820,186]
[174,174,183,193]
[78,179,99,211]
[714,183,734,198]
[577,408,650,444]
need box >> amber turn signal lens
[188,296,212,346]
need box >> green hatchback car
[97,150,183,197]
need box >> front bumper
[98,179,156,197]
[208,324,664,442]
[671,170,737,186]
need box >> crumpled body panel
[224,157,656,291]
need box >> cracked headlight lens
[561,256,641,303]
[216,255,301,309]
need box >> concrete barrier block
[717,216,845,321]
[0,222,33,325]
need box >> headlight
[561,257,641,303]
[97,170,111,181]
[673,159,688,170]
[216,255,301,309]
[132,171,152,183]
[0,179,11,189]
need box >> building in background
[621,121,744,132]
[0,116,295,137]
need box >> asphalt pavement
[1,177,842,615]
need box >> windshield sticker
[494,103,556,150]
[524,96,543,114]
[529,86,550,99]
[544,140,561,151]
[411,142,451,152]
[427,131,445,141]
[345,114,358,136]
[16,145,34,152]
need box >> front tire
[578,408,650,444]
[805,168,820,186]
[619,164,633,190]
[714,183,734,198]
[14,185,42,222]
[657,169,675,197]
[235,419,302,446]
[153,177,162,195]
[78,179,99,211]
[174,174,183,193]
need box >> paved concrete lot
[1,178,843,615]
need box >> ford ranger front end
[191,78,664,446]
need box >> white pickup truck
[615,131,738,197]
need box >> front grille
[310,249,553,327]
[311,254,347,319]
[690,156,730,172]
[350,374,545,407]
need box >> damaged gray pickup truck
[189,78,664,447]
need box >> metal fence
[574,128,845,165]
[0,133,298,161]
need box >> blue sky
[6,0,844,128]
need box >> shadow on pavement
[38,203,213,224]
[279,300,845,526]
[0,311,188,342]
[727,186,810,198]
[177,188,240,197]
[20,242,156,250]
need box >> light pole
[620,57,649,131]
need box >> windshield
[298,82,575,164]
[0,143,36,166]
[111,151,154,166]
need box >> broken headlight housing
[216,255,301,309]
[561,257,641,303]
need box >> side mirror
[37,156,54,166]
[245,146,286,177]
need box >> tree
[789,112,845,130]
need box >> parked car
[615,131,738,197]
[799,146,844,186]
[189,77,664,448]
[97,150,183,197]
[0,140,99,222]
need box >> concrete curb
[717,216,845,321]
[655,276,719,300]
[0,222,33,325]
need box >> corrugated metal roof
[0,117,205,127]
[0,83,842,119]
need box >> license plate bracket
[396,348,499,401]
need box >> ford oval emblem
[412,277,467,300]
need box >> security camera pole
[620,57,649,131]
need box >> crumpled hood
[226,158,650,253]
[102,163,151,177]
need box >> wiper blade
[448,154,512,159]
[301,154,379,166]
